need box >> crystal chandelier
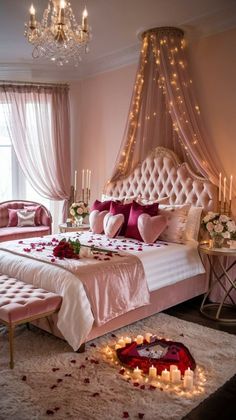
[24,0,91,66]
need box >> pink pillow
[7,208,19,227]
[103,213,125,238]
[91,200,111,212]
[125,201,159,241]
[109,201,132,236]
[89,209,108,234]
[138,214,167,243]
[24,205,42,226]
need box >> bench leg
[8,325,14,369]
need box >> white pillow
[17,210,36,227]
[158,204,191,244]
[184,206,203,242]
[101,194,136,203]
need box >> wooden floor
[164,296,236,420]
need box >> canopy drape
[0,83,71,221]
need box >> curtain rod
[0,80,69,88]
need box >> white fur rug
[0,313,236,420]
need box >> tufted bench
[0,273,62,368]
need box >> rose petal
[46,410,54,415]
[122,412,129,418]
[138,414,145,419]
[21,375,27,381]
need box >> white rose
[227,221,236,232]
[203,214,214,223]
[72,203,77,208]
[77,208,83,215]
[70,208,75,216]
[219,215,229,223]
[214,223,224,233]
[222,231,231,239]
[206,222,214,232]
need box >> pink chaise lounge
[0,200,52,242]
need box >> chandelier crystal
[24,0,91,66]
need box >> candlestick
[149,365,157,378]
[145,332,152,343]
[229,175,233,201]
[223,177,226,203]
[135,335,144,345]
[133,366,142,379]
[219,173,222,202]
[161,369,170,382]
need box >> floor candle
[149,365,157,378]
[133,366,142,379]
[161,369,170,382]
[136,335,144,345]
[184,367,194,377]
[183,374,193,390]
[117,337,126,347]
[171,368,181,384]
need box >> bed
[0,147,217,351]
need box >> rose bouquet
[69,201,89,224]
[201,212,236,240]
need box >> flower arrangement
[69,201,89,220]
[201,212,236,239]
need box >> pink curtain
[110,27,226,188]
[0,83,71,220]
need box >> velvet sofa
[0,200,52,242]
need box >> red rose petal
[149,385,156,390]
[119,368,125,375]
[90,343,96,348]
[57,378,63,383]
[54,407,60,411]
[50,385,57,390]
[122,412,129,418]
[21,375,27,381]
[138,414,145,419]
[84,378,90,384]
[133,382,139,387]
[140,385,145,390]
[70,360,76,364]
[46,410,54,415]
[79,364,85,369]
[92,392,100,397]
[52,368,59,372]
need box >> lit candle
[229,175,233,201]
[145,332,152,343]
[149,365,157,378]
[74,170,77,191]
[59,0,65,24]
[161,369,170,382]
[171,368,181,384]
[115,344,121,350]
[82,169,85,190]
[124,336,132,344]
[183,374,193,390]
[219,173,222,201]
[29,4,36,28]
[223,177,226,203]
[135,335,144,345]
[133,366,142,379]
[184,367,194,377]
[82,7,88,31]
[117,337,126,348]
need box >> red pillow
[125,201,159,241]
[91,200,111,212]
[24,205,42,226]
[110,201,132,236]
[8,208,19,227]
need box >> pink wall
[70,28,236,206]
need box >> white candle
[133,366,142,379]
[115,344,121,350]
[82,7,88,31]
[171,368,181,384]
[29,4,36,27]
[117,337,126,348]
[184,367,194,377]
[223,177,226,203]
[124,336,132,344]
[135,335,144,345]
[74,170,77,191]
[145,332,152,343]
[88,170,91,189]
[219,173,222,201]
[161,369,170,382]
[183,374,193,390]
[229,175,233,201]
[170,364,178,375]
[149,365,157,378]
[86,169,89,189]
[82,169,85,189]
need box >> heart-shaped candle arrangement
[116,336,196,376]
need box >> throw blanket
[0,233,150,351]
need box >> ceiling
[0,0,236,82]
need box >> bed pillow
[137,196,170,205]
[7,208,20,227]
[184,206,203,242]
[89,209,108,234]
[125,201,159,241]
[103,213,125,238]
[138,214,168,243]
[101,194,136,204]
[158,204,191,243]
[109,201,132,236]
[24,205,42,226]
[91,199,111,212]
[17,210,36,227]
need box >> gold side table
[59,223,90,234]
[199,242,236,323]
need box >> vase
[75,216,84,227]
[211,235,224,248]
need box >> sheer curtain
[110,27,226,188]
[0,83,71,225]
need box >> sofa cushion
[0,226,50,242]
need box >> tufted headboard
[104,147,218,212]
